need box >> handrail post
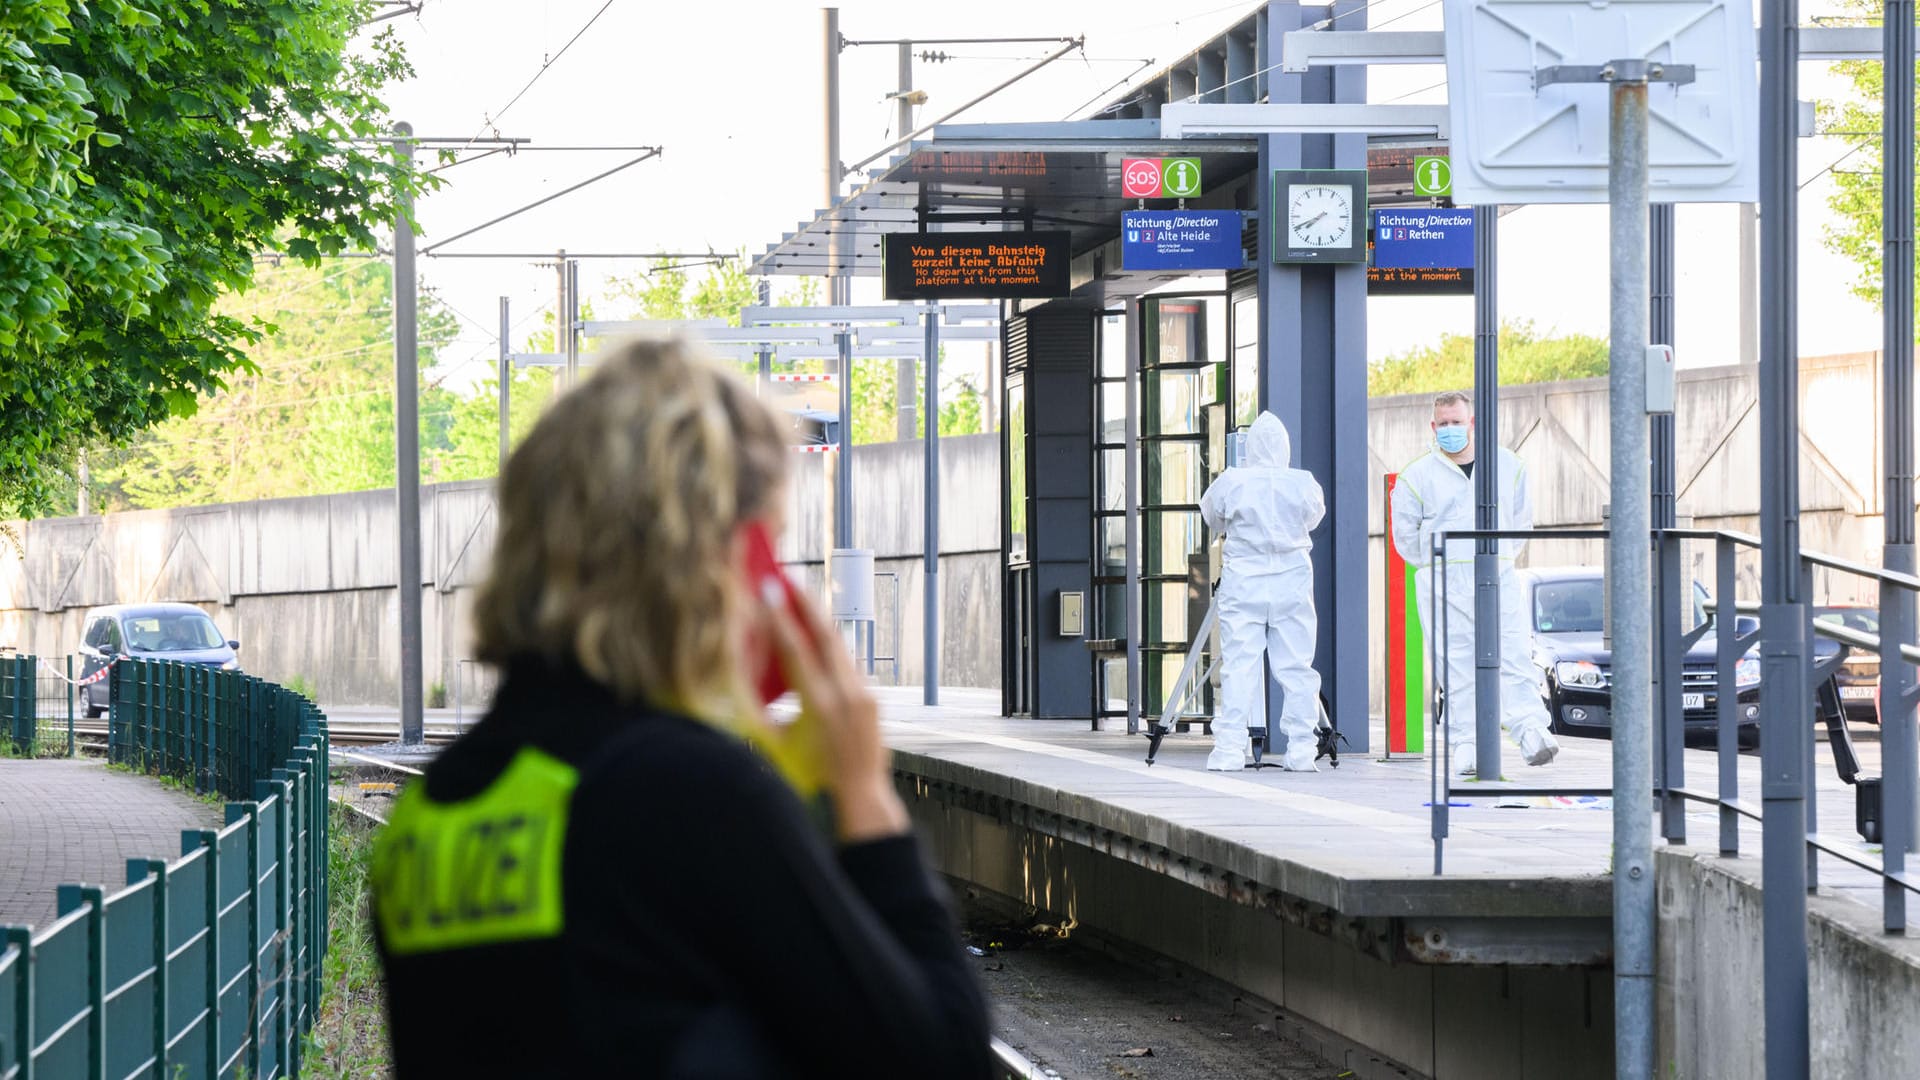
[1717,537,1741,856]
[1657,528,1687,843]
[1802,561,1821,893]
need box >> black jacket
[372,659,992,1078]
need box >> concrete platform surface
[877,688,1905,924]
[0,759,222,930]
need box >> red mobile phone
[743,522,808,703]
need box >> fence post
[130,859,170,1078]
[264,773,292,1071]
[230,802,262,1079]
[54,884,106,1080]
[5,926,34,1080]
[65,655,73,758]
[189,828,220,1075]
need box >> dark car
[76,603,240,718]
[1813,605,1879,723]
[1523,567,1845,748]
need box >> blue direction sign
[1371,208,1474,269]
[1121,210,1245,271]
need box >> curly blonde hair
[472,338,790,709]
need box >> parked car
[1522,567,1846,749]
[1813,605,1880,723]
[76,603,240,718]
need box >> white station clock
[1272,169,1369,264]
[1288,184,1352,248]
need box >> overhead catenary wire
[466,0,619,147]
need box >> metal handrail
[1423,526,1920,934]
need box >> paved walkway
[0,760,222,930]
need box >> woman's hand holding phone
[761,584,910,844]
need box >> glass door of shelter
[1139,295,1225,719]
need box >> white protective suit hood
[1245,412,1291,469]
[1198,412,1325,578]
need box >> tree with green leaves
[1367,319,1611,398]
[1821,1,1918,317]
[0,0,425,519]
[91,258,460,509]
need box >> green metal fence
[0,659,330,1079]
[1,654,79,759]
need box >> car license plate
[1682,692,1705,710]
[1841,687,1875,700]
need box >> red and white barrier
[791,444,841,454]
[39,656,115,687]
[771,373,836,384]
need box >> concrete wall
[0,434,1002,705]
[1656,847,1920,1078]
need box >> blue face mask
[1435,424,1470,454]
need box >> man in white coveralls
[1390,390,1559,777]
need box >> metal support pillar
[566,260,582,388]
[1651,204,1684,844]
[1882,0,1917,932]
[1606,76,1655,1080]
[554,249,569,389]
[836,328,854,548]
[923,308,941,705]
[1125,302,1143,735]
[497,296,511,474]
[394,121,424,746]
[1759,4,1811,1075]
[1739,204,1760,365]
[1472,206,1501,783]
[1254,0,1370,753]
[896,43,918,443]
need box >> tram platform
[879,688,1897,958]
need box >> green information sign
[1413,156,1452,198]
[1161,157,1202,197]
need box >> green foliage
[302,802,393,1077]
[90,259,461,509]
[1820,1,1918,319]
[1367,319,1611,398]
[0,0,429,519]
[284,674,317,701]
[426,680,446,709]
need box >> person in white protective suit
[1197,412,1325,772]
[1389,390,1559,777]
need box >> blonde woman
[370,340,990,1077]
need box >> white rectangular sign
[1441,0,1758,205]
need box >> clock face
[1288,183,1353,248]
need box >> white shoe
[1206,748,1247,771]
[1451,748,1478,779]
[1281,750,1319,773]
[1518,726,1560,767]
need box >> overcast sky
[369,0,1886,393]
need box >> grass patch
[302,801,393,1078]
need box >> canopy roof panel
[752,121,1257,278]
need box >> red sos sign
[1121,158,1162,198]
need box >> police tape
[38,656,116,687]
[790,444,841,454]
[771,373,836,384]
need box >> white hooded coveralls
[1388,444,1553,766]
[1198,414,1325,771]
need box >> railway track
[56,717,460,747]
